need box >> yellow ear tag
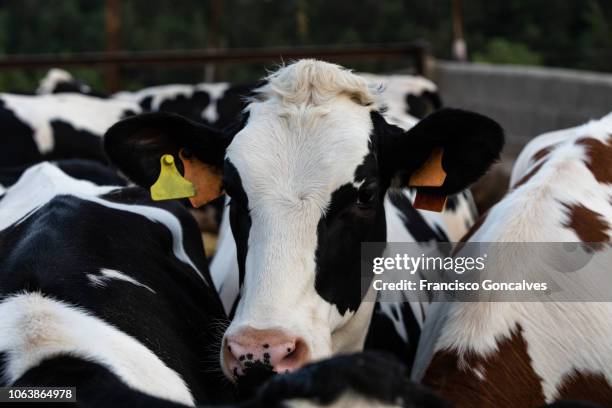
[150,154,196,201]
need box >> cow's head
[104,60,503,383]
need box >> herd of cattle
[0,61,610,407]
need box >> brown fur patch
[576,136,612,184]
[562,202,610,249]
[532,145,555,163]
[422,324,545,408]
[555,370,612,406]
[512,161,546,189]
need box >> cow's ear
[377,108,504,211]
[104,112,231,207]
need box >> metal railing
[0,42,430,91]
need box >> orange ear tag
[408,147,448,212]
[179,149,224,208]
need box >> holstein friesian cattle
[0,162,231,405]
[208,145,478,367]
[209,70,465,313]
[412,113,612,407]
[207,71,471,367]
[36,67,252,129]
[37,68,442,130]
[208,175,478,370]
[112,82,254,129]
[0,92,140,166]
[0,159,127,191]
[37,68,98,96]
[103,59,504,385]
[357,73,442,124]
[0,163,447,408]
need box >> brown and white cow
[412,113,612,407]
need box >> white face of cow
[222,74,378,375]
[103,59,504,385]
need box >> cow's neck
[331,285,377,353]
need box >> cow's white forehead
[226,60,378,212]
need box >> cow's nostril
[275,338,308,374]
[222,330,310,382]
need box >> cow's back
[0,163,230,405]
[415,113,612,407]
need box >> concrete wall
[432,61,612,156]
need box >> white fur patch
[199,83,230,123]
[286,391,401,408]
[413,112,612,403]
[209,199,239,312]
[358,72,437,129]
[36,68,91,95]
[113,82,230,124]
[0,292,194,406]
[87,268,156,294]
[0,93,140,154]
[0,163,206,283]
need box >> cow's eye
[356,186,376,208]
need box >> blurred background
[1,0,611,90]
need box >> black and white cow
[37,68,100,96]
[357,73,442,123]
[0,162,230,405]
[104,59,504,385]
[113,83,254,130]
[0,162,448,408]
[37,68,443,129]
[207,125,477,369]
[0,92,140,166]
[36,68,253,129]
[0,159,127,192]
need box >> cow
[31,69,446,239]
[207,138,477,367]
[37,69,442,130]
[0,162,230,405]
[36,68,253,129]
[412,113,612,407]
[0,159,127,190]
[0,162,448,408]
[37,68,98,96]
[207,189,473,365]
[0,92,140,166]
[357,73,442,123]
[103,59,504,386]
[112,83,253,130]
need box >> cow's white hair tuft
[255,59,380,107]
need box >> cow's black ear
[104,112,230,189]
[377,108,504,209]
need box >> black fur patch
[375,108,504,194]
[14,355,190,407]
[104,112,231,188]
[224,159,251,289]
[0,182,231,404]
[245,352,450,408]
[406,90,443,119]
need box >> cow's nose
[223,328,309,380]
